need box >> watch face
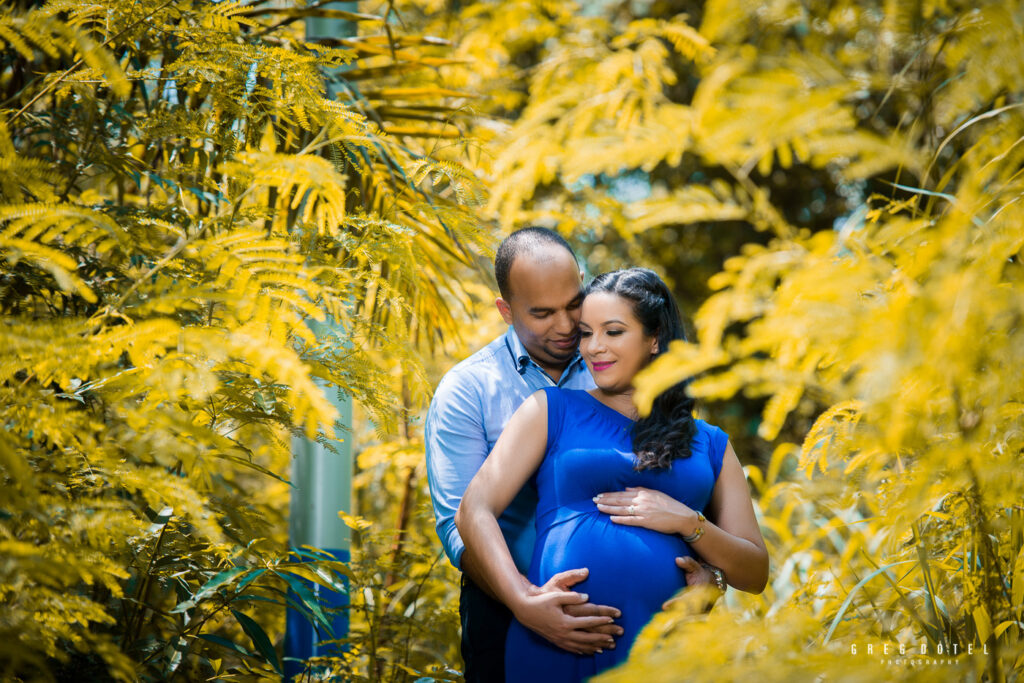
[703,565,724,590]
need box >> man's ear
[495,297,514,325]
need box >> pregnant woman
[456,268,768,682]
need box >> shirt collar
[504,326,586,376]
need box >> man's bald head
[495,227,579,300]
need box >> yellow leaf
[974,605,993,644]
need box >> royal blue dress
[505,387,728,682]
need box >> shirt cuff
[450,544,464,571]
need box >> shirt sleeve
[424,370,487,570]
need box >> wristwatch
[702,563,726,592]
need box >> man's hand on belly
[563,600,624,639]
[558,567,624,639]
[514,568,624,655]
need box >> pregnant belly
[531,513,690,627]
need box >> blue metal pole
[284,377,352,680]
[285,325,353,680]
[284,5,357,679]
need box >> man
[425,228,714,682]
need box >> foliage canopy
[3,0,1024,680]
[1,0,485,679]
[426,0,1024,678]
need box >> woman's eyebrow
[580,319,627,328]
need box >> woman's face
[579,291,658,393]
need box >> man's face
[496,247,584,373]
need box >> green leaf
[274,570,334,636]
[278,562,353,592]
[232,609,283,675]
[194,566,248,601]
[234,593,282,605]
[171,566,249,612]
[197,633,253,658]
[234,567,267,594]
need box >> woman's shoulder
[530,387,602,421]
[522,386,584,412]
[692,418,730,476]
[692,418,730,448]
[552,387,591,398]
[693,417,728,438]
[535,386,591,401]
[546,387,601,411]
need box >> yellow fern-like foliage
[453,0,928,243]
[0,0,491,679]
[482,14,706,228]
[610,1,1024,680]
[417,0,1024,678]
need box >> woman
[455,268,768,682]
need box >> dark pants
[460,575,513,683]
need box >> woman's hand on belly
[593,486,700,536]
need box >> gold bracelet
[682,511,705,543]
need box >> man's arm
[424,373,484,570]
[456,391,618,654]
[426,381,620,651]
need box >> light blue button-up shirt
[425,326,595,573]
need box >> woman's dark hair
[585,268,696,470]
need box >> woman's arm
[594,441,769,593]
[455,390,617,654]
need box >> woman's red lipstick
[591,361,614,372]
